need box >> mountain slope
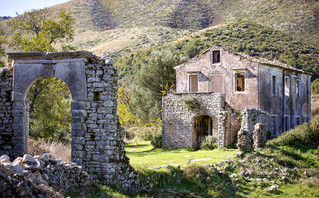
[1,0,318,61]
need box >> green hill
[115,20,319,82]
[1,0,318,73]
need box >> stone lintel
[7,51,94,61]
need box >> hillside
[58,0,319,57]
[1,0,318,68]
[115,20,319,82]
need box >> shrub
[267,116,319,148]
[200,135,218,150]
[151,134,163,148]
[182,97,200,111]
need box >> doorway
[192,115,213,148]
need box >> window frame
[296,79,300,98]
[271,114,277,136]
[285,76,290,98]
[188,74,199,93]
[295,115,301,126]
[284,115,290,132]
[271,75,277,96]
[212,50,221,64]
[234,71,246,93]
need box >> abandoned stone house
[162,45,312,149]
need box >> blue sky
[0,0,71,17]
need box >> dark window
[272,76,277,95]
[296,80,300,97]
[296,116,301,126]
[235,73,245,92]
[284,116,290,131]
[213,51,220,64]
[272,115,277,136]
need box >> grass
[125,141,237,169]
[28,138,71,162]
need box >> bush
[200,135,218,150]
[267,116,319,148]
[151,134,163,148]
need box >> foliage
[28,78,72,142]
[151,134,162,148]
[200,135,218,150]
[7,8,75,52]
[6,8,75,141]
[117,84,137,126]
[130,46,186,123]
[0,26,6,67]
[267,116,319,148]
[181,97,201,111]
[311,79,319,95]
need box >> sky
[0,0,71,17]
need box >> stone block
[72,110,87,117]
[71,101,87,110]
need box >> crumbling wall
[0,67,13,157]
[240,108,273,136]
[162,93,230,148]
[0,51,138,191]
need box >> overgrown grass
[126,141,237,169]
[28,138,71,162]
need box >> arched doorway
[192,115,212,148]
[26,78,72,161]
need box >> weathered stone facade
[163,45,311,149]
[240,108,273,137]
[0,51,138,190]
[0,68,13,157]
[162,93,238,149]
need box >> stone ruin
[237,108,273,152]
[0,51,138,190]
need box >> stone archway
[10,52,87,164]
[192,114,213,148]
[1,51,137,189]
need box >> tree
[8,8,74,52]
[0,26,6,67]
[130,46,186,123]
[7,8,75,141]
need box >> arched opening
[26,78,72,161]
[192,115,212,148]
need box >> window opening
[235,73,245,92]
[272,75,277,95]
[212,50,220,64]
[296,80,300,97]
[296,116,301,126]
[285,77,290,97]
[189,75,198,93]
[284,115,290,131]
[271,115,277,136]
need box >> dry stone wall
[0,67,13,157]
[0,51,138,191]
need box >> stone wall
[0,67,13,157]
[240,108,273,137]
[162,93,233,149]
[0,51,138,190]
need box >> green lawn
[125,141,237,169]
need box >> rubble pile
[0,153,96,197]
